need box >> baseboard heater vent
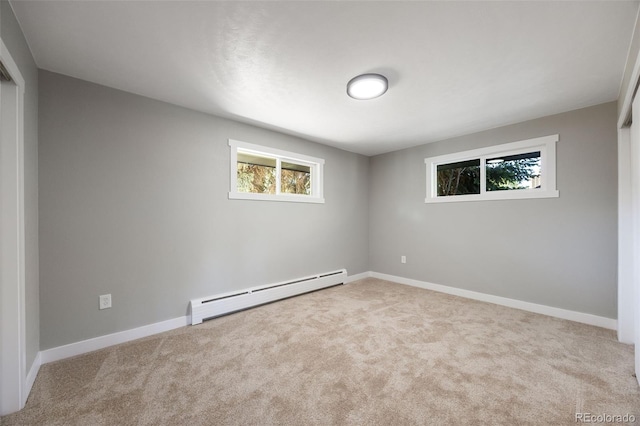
[189,269,347,325]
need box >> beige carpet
[2,278,639,425]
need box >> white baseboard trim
[37,272,368,366]
[24,352,41,400]
[35,271,616,368]
[345,271,372,283]
[40,316,189,364]
[370,272,617,330]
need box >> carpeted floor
[2,278,639,425]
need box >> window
[425,135,558,203]
[229,139,325,203]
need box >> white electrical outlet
[401,255,407,264]
[99,294,112,310]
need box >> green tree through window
[436,151,541,196]
[486,151,540,191]
[437,159,480,196]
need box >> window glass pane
[437,159,481,196]
[486,151,541,191]
[237,152,276,194]
[281,161,311,195]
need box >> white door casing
[0,38,27,415]
[632,96,640,384]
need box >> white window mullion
[480,156,487,195]
[275,158,282,195]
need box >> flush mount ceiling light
[347,73,388,100]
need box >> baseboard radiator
[189,269,347,325]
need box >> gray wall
[38,70,369,350]
[370,102,618,319]
[1,1,39,370]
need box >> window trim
[229,139,325,203]
[425,134,559,203]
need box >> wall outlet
[401,255,407,264]
[99,294,112,310]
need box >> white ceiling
[9,1,640,156]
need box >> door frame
[617,30,640,385]
[0,37,27,415]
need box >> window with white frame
[425,135,559,203]
[229,139,325,203]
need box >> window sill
[229,192,325,204]
[425,189,559,203]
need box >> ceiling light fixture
[347,73,388,100]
